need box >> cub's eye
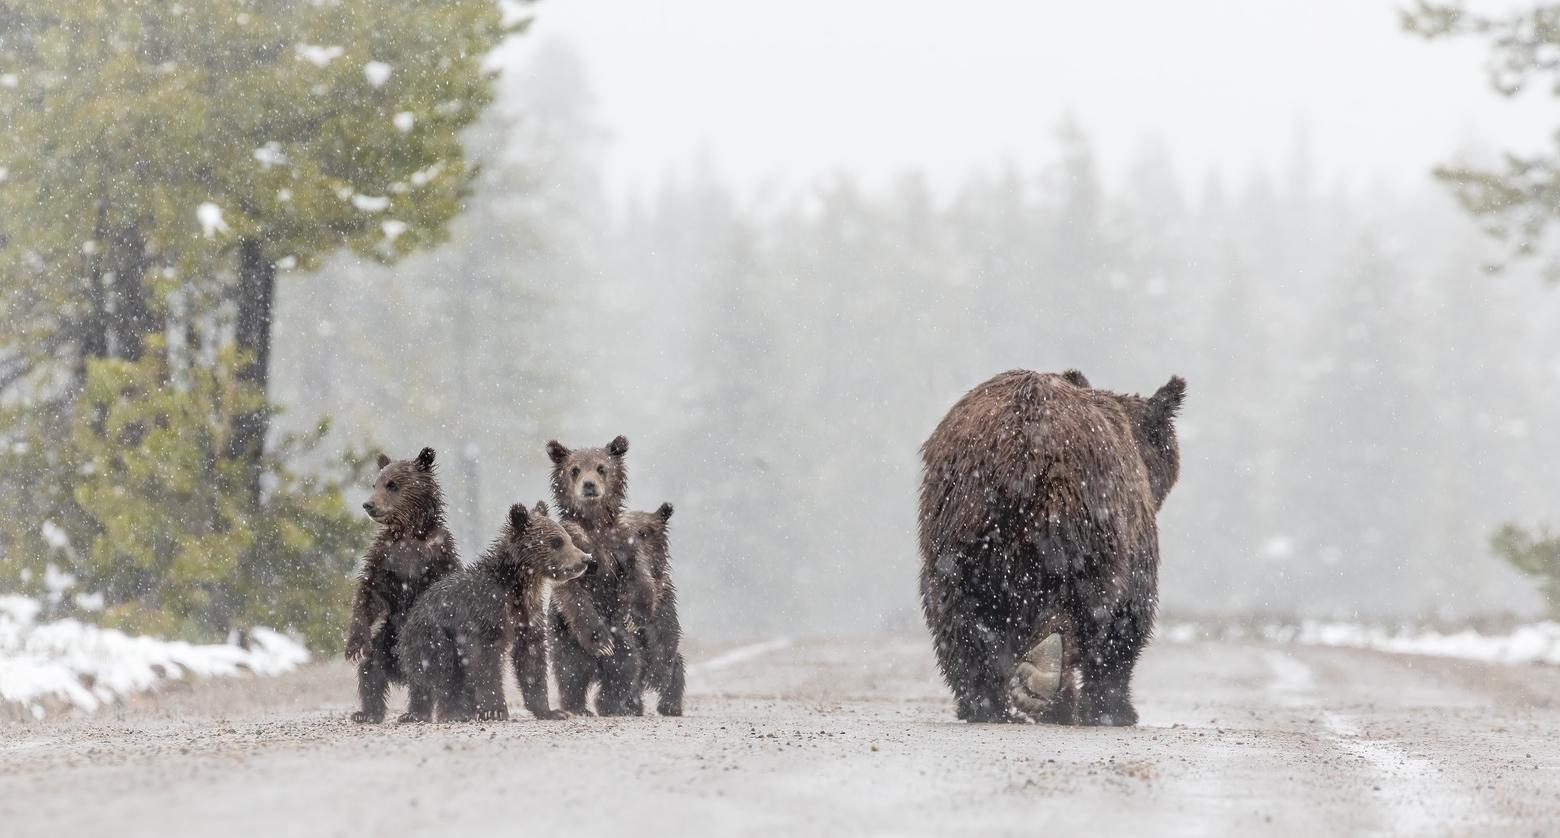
[640,529,653,538]
[548,537,565,550]
[595,465,606,476]
[386,481,398,491]
[570,466,580,478]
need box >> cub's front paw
[593,639,615,658]
[477,708,510,722]
[535,709,572,721]
[350,710,383,724]
[396,712,431,725]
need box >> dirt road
[2,636,1558,836]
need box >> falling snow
[363,60,392,87]
[196,202,228,238]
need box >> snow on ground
[0,596,309,720]
[1163,618,1560,666]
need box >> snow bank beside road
[1163,618,1560,666]
[0,596,309,720]
[1277,620,1560,666]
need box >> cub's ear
[607,435,629,457]
[533,500,551,519]
[657,502,674,522]
[546,440,570,464]
[376,453,391,470]
[509,502,530,533]
[1061,369,1091,388]
[415,447,436,471]
[1146,376,1187,428]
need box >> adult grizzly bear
[540,436,644,715]
[918,369,1185,726]
[397,501,590,722]
[346,447,460,724]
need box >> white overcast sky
[507,0,1553,203]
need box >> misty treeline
[276,42,1560,636]
[5,7,1560,649]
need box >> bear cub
[397,501,590,722]
[545,435,646,716]
[347,447,460,724]
[618,503,685,717]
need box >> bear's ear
[657,502,674,522]
[1062,369,1091,388]
[415,447,436,472]
[607,435,629,457]
[376,453,391,470]
[546,440,570,465]
[509,502,530,533]
[533,500,550,519]
[1145,375,1186,430]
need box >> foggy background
[267,1,1560,635]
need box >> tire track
[1261,648,1492,836]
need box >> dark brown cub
[543,436,645,715]
[618,502,684,716]
[397,501,590,722]
[346,447,459,724]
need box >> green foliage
[19,339,372,646]
[239,431,377,653]
[1491,524,1560,618]
[0,0,513,279]
[0,0,518,647]
[1409,4,1560,616]
[70,341,260,637]
[1404,2,1560,278]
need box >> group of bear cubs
[345,435,684,723]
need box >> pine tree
[0,0,521,645]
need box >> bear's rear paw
[535,709,571,721]
[1080,697,1138,727]
[1088,708,1138,727]
[957,697,1021,724]
[350,710,383,724]
[477,708,509,722]
[657,702,683,717]
[396,712,431,725]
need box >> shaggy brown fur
[619,503,685,716]
[396,501,590,722]
[541,436,645,715]
[918,369,1184,725]
[346,447,460,724]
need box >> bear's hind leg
[1077,604,1146,727]
[553,637,595,715]
[935,614,1019,723]
[595,639,643,717]
[656,655,685,717]
[398,683,434,724]
[468,642,509,722]
[352,652,390,724]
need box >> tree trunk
[77,210,113,383]
[105,224,155,361]
[231,238,276,508]
[76,215,153,394]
